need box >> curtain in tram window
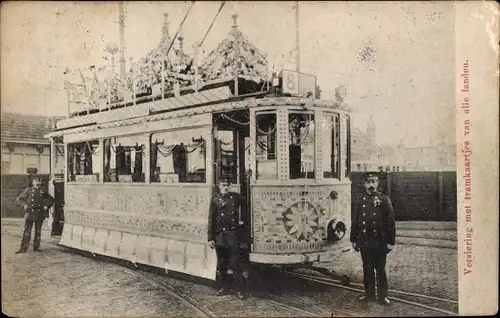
[84,145,93,175]
[116,146,125,174]
[133,146,143,182]
[150,142,158,182]
[104,140,111,182]
[172,144,187,182]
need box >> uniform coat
[208,191,247,292]
[350,190,395,298]
[350,191,395,249]
[208,192,246,247]
[16,185,54,252]
[17,186,55,221]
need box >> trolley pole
[232,13,239,96]
[118,1,126,80]
[295,0,300,74]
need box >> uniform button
[362,221,366,224]
[373,230,376,233]
[223,228,226,231]
[362,205,366,208]
[363,229,367,233]
[373,213,376,215]
[373,221,376,224]
[221,213,224,216]
[362,213,366,216]
[363,197,366,200]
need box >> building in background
[1,112,65,175]
[351,116,455,172]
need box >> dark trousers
[20,220,43,251]
[360,247,388,298]
[215,245,247,293]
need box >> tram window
[103,136,146,183]
[255,112,277,180]
[288,112,315,179]
[150,128,206,184]
[322,113,341,179]
[217,130,238,184]
[67,140,100,182]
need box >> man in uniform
[15,175,55,254]
[350,172,395,306]
[207,177,249,299]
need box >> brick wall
[351,171,457,222]
[1,174,49,218]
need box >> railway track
[2,226,458,317]
[1,229,325,317]
[286,271,458,316]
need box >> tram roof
[45,88,350,138]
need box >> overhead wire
[185,1,226,70]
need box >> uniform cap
[362,172,379,181]
[219,176,232,185]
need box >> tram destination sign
[279,69,317,99]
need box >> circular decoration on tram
[283,201,319,240]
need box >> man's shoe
[237,292,246,300]
[33,248,43,252]
[358,294,376,302]
[216,288,228,296]
[378,297,391,306]
[15,250,26,254]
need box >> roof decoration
[199,14,268,82]
[125,13,193,95]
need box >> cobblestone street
[322,241,458,301]
[2,219,457,317]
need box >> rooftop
[1,112,64,144]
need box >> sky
[1,1,456,147]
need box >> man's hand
[352,242,360,252]
[386,244,394,253]
[23,205,28,211]
[208,240,215,249]
[43,206,48,211]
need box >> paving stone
[2,220,456,317]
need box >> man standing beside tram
[15,175,55,254]
[207,176,251,299]
[350,172,396,306]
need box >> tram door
[213,111,252,248]
[51,178,65,236]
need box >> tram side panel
[59,183,217,280]
[249,183,351,265]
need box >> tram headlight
[329,191,338,200]
[326,218,346,243]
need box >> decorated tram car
[45,13,352,281]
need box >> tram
[45,11,352,281]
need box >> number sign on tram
[279,69,317,98]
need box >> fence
[1,174,50,218]
[350,171,457,222]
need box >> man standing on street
[350,172,396,306]
[15,175,55,254]
[208,177,249,299]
